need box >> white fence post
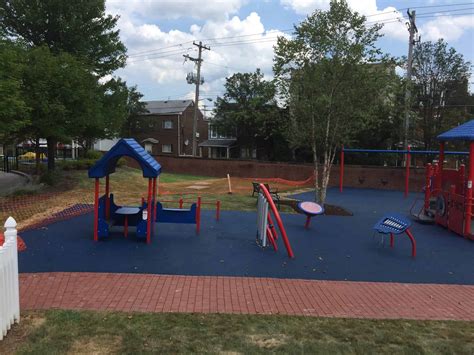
[0,217,20,341]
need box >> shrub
[83,150,102,160]
[40,171,62,186]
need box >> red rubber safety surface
[20,272,474,321]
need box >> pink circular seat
[297,201,324,216]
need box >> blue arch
[88,138,161,178]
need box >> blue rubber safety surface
[19,188,474,285]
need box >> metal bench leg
[405,229,416,258]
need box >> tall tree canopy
[0,0,126,76]
[0,40,29,145]
[412,39,471,150]
[274,0,396,203]
[0,0,131,170]
[213,69,284,159]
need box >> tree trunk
[35,137,41,174]
[46,137,56,171]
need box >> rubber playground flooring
[19,188,474,285]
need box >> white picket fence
[0,217,20,341]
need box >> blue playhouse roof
[437,119,474,142]
[88,138,161,178]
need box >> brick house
[132,100,208,157]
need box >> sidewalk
[20,272,474,321]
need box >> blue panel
[155,202,197,224]
[373,214,411,235]
[437,119,474,141]
[88,138,162,178]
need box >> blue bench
[373,214,416,257]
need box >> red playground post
[196,196,202,234]
[339,145,344,193]
[405,146,411,198]
[93,178,99,242]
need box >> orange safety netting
[0,233,27,252]
[246,174,315,186]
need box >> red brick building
[132,100,209,157]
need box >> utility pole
[183,41,210,157]
[404,9,417,155]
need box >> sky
[105,0,474,109]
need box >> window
[162,144,172,153]
[210,125,218,139]
[163,120,173,129]
[144,143,153,153]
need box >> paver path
[20,272,474,321]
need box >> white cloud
[420,15,474,42]
[107,0,245,21]
[111,10,286,101]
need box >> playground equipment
[278,199,324,228]
[339,146,468,197]
[416,120,474,240]
[156,198,201,234]
[256,183,294,258]
[88,138,161,243]
[373,214,416,258]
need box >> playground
[3,131,474,353]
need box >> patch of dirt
[324,204,353,216]
[68,335,123,355]
[248,334,288,349]
[0,312,46,354]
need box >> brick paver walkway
[20,273,474,321]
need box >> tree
[0,39,29,145]
[121,86,148,138]
[22,46,101,170]
[0,0,126,76]
[1,0,128,170]
[412,39,471,150]
[274,0,396,204]
[213,69,284,159]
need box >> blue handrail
[342,148,469,156]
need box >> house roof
[88,138,161,178]
[198,139,236,148]
[142,138,159,144]
[143,100,193,115]
[437,119,474,142]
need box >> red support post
[339,145,344,193]
[216,200,220,221]
[196,196,201,234]
[179,198,183,209]
[105,175,110,219]
[424,163,432,210]
[304,216,311,229]
[405,229,417,258]
[146,178,152,244]
[464,142,474,238]
[390,233,394,248]
[437,142,445,191]
[93,178,99,242]
[405,146,411,198]
[152,177,157,231]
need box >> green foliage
[213,69,285,159]
[412,39,471,150]
[121,85,148,137]
[0,40,30,143]
[83,150,103,160]
[273,0,396,203]
[39,170,62,186]
[0,0,126,76]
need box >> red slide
[259,184,294,258]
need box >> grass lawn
[1,310,473,354]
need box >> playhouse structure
[422,120,474,240]
[88,138,161,243]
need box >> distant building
[131,100,208,157]
[198,123,237,159]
